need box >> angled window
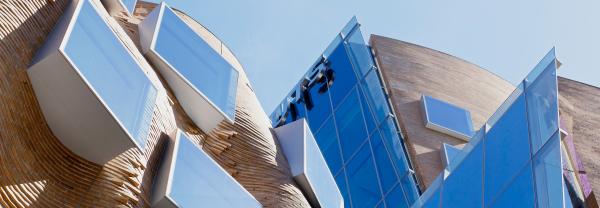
[152,131,261,208]
[101,0,138,16]
[274,119,344,208]
[139,3,238,133]
[421,95,474,140]
[440,143,461,171]
[27,0,157,164]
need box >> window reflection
[334,89,368,160]
[346,144,382,208]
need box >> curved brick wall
[0,0,309,207]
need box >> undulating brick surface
[0,0,309,207]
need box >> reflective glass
[335,172,351,207]
[155,7,238,120]
[121,0,136,13]
[347,144,382,208]
[372,131,398,193]
[441,140,483,208]
[386,185,409,208]
[346,27,374,76]
[305,126,344,208]
[64,0,156,149]
[359,89,377,134]
[306,80,333,131]
[441,143,461,169]
[533,132,563,208]
[170,134,261,207]
[334,89,368,160]
[362,69,390,125]
[526,61,559,154]
[484,94,531,204]
[314,117,343,175]
[489,163,535,207]
[381,118,410,177]
[401,173,419,204]
[422,95,473,138]
[328,42,359,107]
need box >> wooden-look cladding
[557,77,600,206]
[0,0,309,207]
[369,35,514,189]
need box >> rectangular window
[422,95,474,140]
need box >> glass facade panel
[335,89,368,160]
[170,134,261,207]
[533,132,563,208]
[306,79,333,131]
[315,117,343,175]
[489,163,535,207]
[121,0,137,13]
[155,7,238,120]
[372,131,398,194]
[526,60,559,154]
[441,140,483,207]
[381,118,410,177]
[386,185,409,208]
[362,69,390,125]
[347,144,382,208]
[346,26,374,76]
[336,172,352,207]
[328,42,359,107]
[422,95,473,138]
[64,0,156,149]
[483,94,531,204]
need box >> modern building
[0,0,598,208]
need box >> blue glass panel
[484,94,531,205]
[533,132,563,208]
[314,117,343,176]
[526,60,559,154]
[305,126,343,208]
[422,95,473,138]
[346,26,374,76]
[170,134,261,207]
[442,143,461,169]
[359,89,377,135]
[386,184,409,208]
[381,118,410,177]
[334,89,368,160]
[121,0,136,13]
[306,80,333,131]
[155,7,238,120]
[64,0,156,149]
[335,172,351,208]
[340,16,359,38]
[401,174,419,204]
[441,140,483,208]
[489,163,535,207]
[371,131,397,194]
[328,42,359,107]
[347,144,382,208]
[362,69,390,125]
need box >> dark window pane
[315,117,343,175]
[526,61,559,154]
[335,171,351,208]
[328,41,358,107]
[371,131,397,193]
[385,184,409,208]
[306,81,333,131]
[489,163,535,208]
[335,89,368,160]
[347,144,382,208]
[484,94,531,204]
[441,139,483,208]
[533,132,563,208]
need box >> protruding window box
[139,3,238,133]
[421,95,474,141]
[27,0,157,164]
[152,131,261,208]
[274,119,344,208]
[100,0,137,16]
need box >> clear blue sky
[147,0,600,113]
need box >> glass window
[526,61,559,154]
[533,132,563,208]
[401,174,419,204]
[441,143,461,169]
[305,124,344,208]
[359,89,377,134]
[489,163,535,207]
[371,131,398,193]
[170,134,261,207]
[381,118,410,177]
[155,7,238,120]
[386,184,409,208]
[314,117,343,175]
[306,80,333,131]
[346,144,382,208]
[346,27,374,76]
[335,172,351,208]
[422,95,473,139]
[121,0,137,13]
[328,42,359,107]
[484,94,531,204]
[334,89,368,160]
[362,69,390,126]
[64,0,156,149]
[441,139,483,208]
